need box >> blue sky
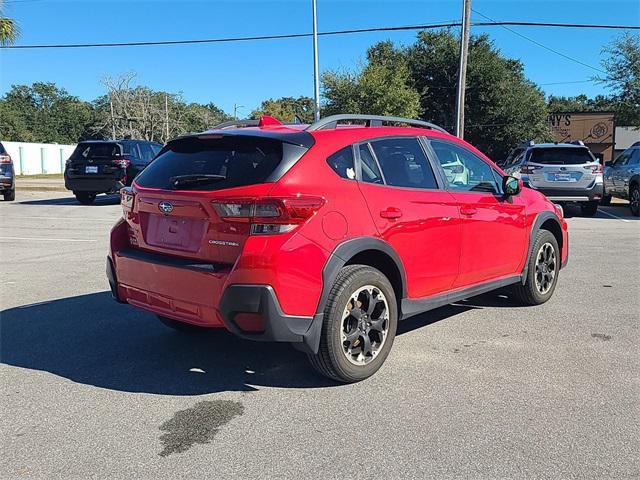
[0,0,638,115]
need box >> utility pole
[109,96,116,140]
[165,93,170,141]
[311,0,321,122]
[233,103,244,120]
[454,0,471,139]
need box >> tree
[547,94,616,113]
[0,83,94,143]
[0,1,19,46]
[251,96,315,123]
[322,41,420,118]
[597,32,640,126]
[408,30,549,160]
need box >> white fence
[0,141,77,175]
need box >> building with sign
[547,112,615,163]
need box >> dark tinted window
[135,135,284,190]
[431,140,498,193]
[0,142,6,154]
[150,144,162,156]
[359,144,383,184]
[138,143,157,163]
[327,146,355,180]
[529,147,594,165]
[121,142,140,160]
[371,137,437,189]
[631,149,640,165]
[71,142,121,160]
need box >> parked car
[107,114,568,383]
[502,141,603,216]
[0,142,16,201]
[602,142,640,216]
[64,139,162,204]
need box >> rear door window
[359,144,384,184]
[327,147,356,179]
[138,143,157,164]
[529,148,595,165]
[369,137,438,189]
[134,135,285,190]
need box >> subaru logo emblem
[158,201,173,214]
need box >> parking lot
[1,190,638,479]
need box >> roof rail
[569,140,585,146]
[306,114,448,134]
[210,119,259,130]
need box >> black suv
[64,140,162,204]
[0,142,16,201]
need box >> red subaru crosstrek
[108,114,568,382]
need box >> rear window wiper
[169,174,226,188]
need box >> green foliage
[597,32,640,126]
[408,30,550,160]
[0,83,94,143]
[547,94,616,113]
[323,40,420,118]
[0,1,19,47]
[251,96,315,123]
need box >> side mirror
[502,175,522,196]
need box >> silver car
[603,143,640,216]
[503,141,604,216]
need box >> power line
[1,20,638,50]
[472,9,607,74]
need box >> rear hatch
[125,133,314,266]
[66,142,128,178]
[524,147,601,189]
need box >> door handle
[460,205,477,216]
[380,207,402,219]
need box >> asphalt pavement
[1,190,639,479]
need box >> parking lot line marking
[598,209,631,223]
[0,236,97,243]
[1,215,116,222]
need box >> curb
[17,185,68,192]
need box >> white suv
[502,141,603,216]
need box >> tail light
[112,158,131,168]
[212,196,325,235]
[584,164,603,174]
[0,154,12,164]
[520,165,542,174]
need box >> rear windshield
[71,143,121,160]
[134,135,284,190]
[529,147,594,165]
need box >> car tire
[3,189,15,201]
[630,184,640,217]
[511,229,560,306]
[157,315,209,333]
[75,192,97,205]
[580,201,599,216]
[307,265,398,383]
[600,194,612,206]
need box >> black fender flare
[299,237,407,354]
[522,211,563,283]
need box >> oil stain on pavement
[159,400,244,456]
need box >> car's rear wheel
[511,229,560,306]
[630,184,640,217]
[3,190,15,201]
[75,192,96,205]
[157,315,209,333]
[307,265,398,383]
[580,201,599,216]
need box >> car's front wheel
[308,265,398,383]
[511,229,560,306]
[75,192,96,205]
[630,184,640,217]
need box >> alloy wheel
[340,286,390,366]
[534,242,557,295]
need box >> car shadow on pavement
[0,292,337,395]
[18,194,120,206]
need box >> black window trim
[353,135,444,192]
[424,137,502,196]
[324,145,357,181]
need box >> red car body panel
[108,122,569,342]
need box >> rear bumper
[527,182,603,202]
[65,174,124,193]
[107,248,321,353]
